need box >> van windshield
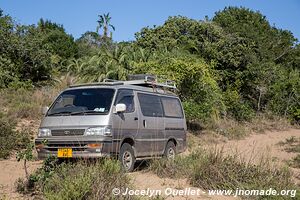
[47,88,115,116]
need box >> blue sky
[1,0,299,42]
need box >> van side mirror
[42,106,49,115]
[115,103,126,113]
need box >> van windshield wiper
[70,110,105,115]
[47,111,72,116]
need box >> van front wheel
[119,143,136,172]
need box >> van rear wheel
[164,141,176,160]
[119,143,136,172]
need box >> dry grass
[278,136,300,169]
[148,148,299,199]
[0,80,68,120]
[188,114,294,141]
[16,158,137,200]
[246,114,292,133]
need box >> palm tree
[96,13,115,38]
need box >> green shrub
[133,53,225,122]
[19,158,136,200]
[267,69,300,123]
[0,113,31,159]
[223,89,255,121]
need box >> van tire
[164,141,176,160]
[119,143,136,172]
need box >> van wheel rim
[123,151,132,169]
[167,148,175,159]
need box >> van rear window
[161,97,183,118]
[138,93,163,117]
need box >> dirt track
[0,129,299,199]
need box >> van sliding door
[136,93,165,157]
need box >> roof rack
[70,74,176,92]
[106,74,176,91]
[69,81,123,88]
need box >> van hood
[40,115,110,128]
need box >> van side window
[138,93,163,117]
[114,89,134,113]
[161,97,183,118]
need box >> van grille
[51,129,85,136]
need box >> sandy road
[0,128,299,199]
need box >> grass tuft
[149,148,298,199]
[16,157,137,200]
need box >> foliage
[38,19,78,60]
[267,68,300,122]
[68,45,132,82]
[223,88,255,121]
[17,158,136,200]
[133,52,225,121]
[134,8,299,122]
[0,6,299,124]
[96,13,115,38]
[16,142,35,180]
[0,113,31,159]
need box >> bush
[291,155,300,168]
[0,113,31,159]
[133,53,225,122]
[223,89,255,121]
[18,158,137,200]
[149,149,298,199]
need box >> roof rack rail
[70,74,176,92]
[126,74,176,91]
[103,78,119,82]
[69,81,123,88]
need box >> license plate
[57,148,72,158]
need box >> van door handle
[134,117,138,121]
[143,120,147,127]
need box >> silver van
[35,76,187,171]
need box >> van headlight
[85,126,112,136]
[38,128,51,137]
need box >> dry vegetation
[278,136,300,169]
[0,83,299,199]
[15,158,137,200]
[148,149,298,199]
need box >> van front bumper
[35,137,115,159]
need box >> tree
[37,19,78,60]
[96,13,115,39]
[213,6,296,62]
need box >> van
[35,75,187,171]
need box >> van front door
[112,89,138,154]
[136,93,165,157]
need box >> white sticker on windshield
[94,108,105,112]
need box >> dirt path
[0,129,299,199]
[128,129,299,199]
[0,158,42,199]
[213,129,300,185]
[129,171,237,200]
[214,129,299,164]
